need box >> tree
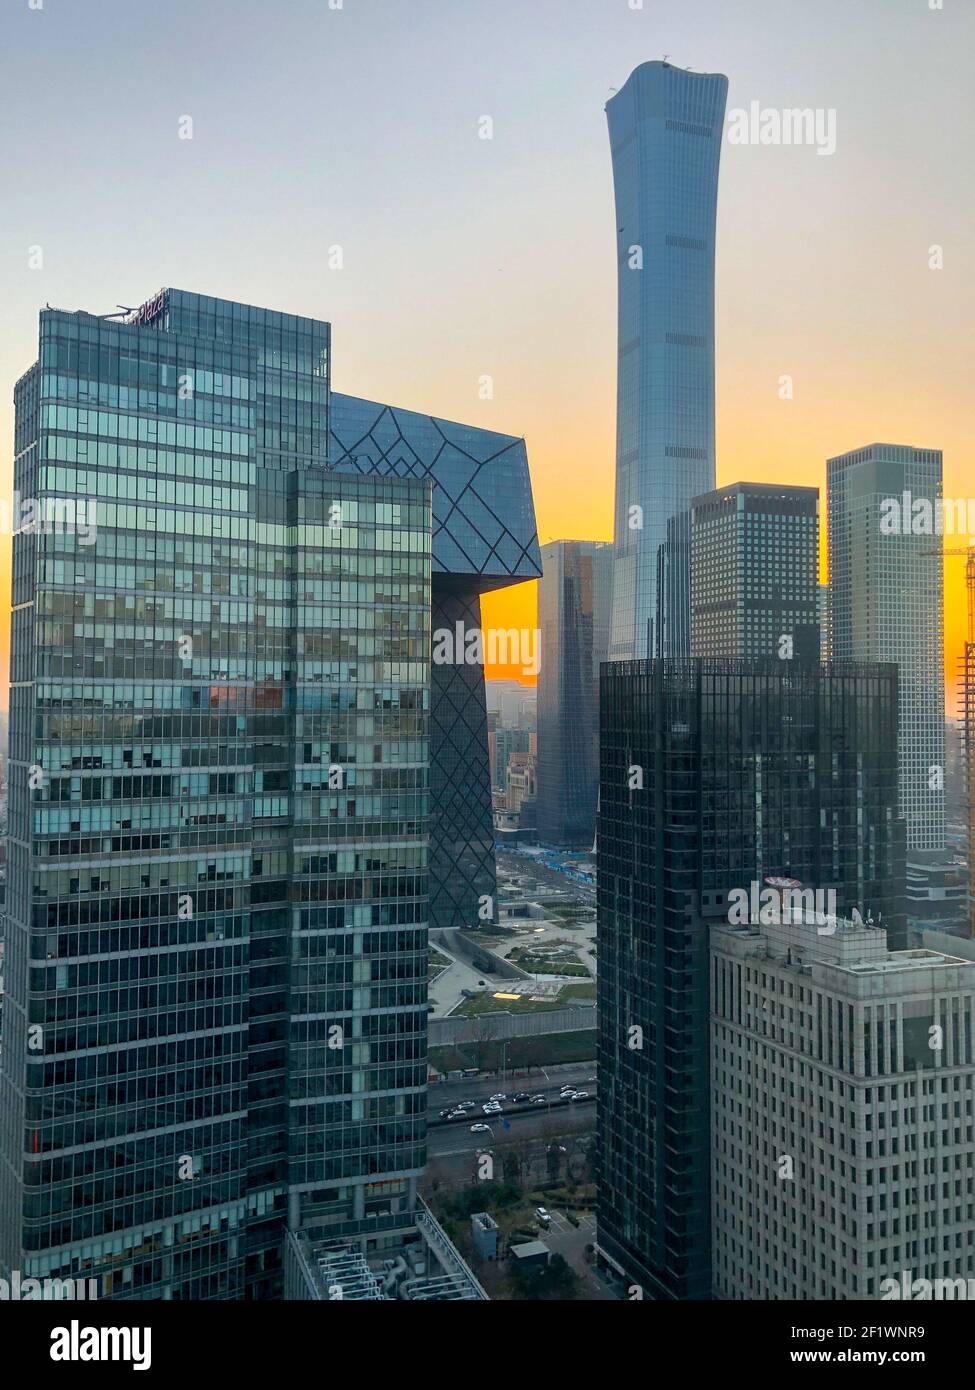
[510,1253,581,1301]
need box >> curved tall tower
[607,61,728,660]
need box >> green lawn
[450,980,595,1018]
[429,1028,596,1075]
[508,949,589,977]
[428,947,451,979]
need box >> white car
[571,1090,590,1101]
[470,1122,491,1133]
[489,1093,506,1102]
[535,1207,551,1226]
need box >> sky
[1,0,972,701]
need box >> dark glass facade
[536,540,612,848]
[329,394,541,926]
[0,294,432,1298]
[596,658,906,1299]
[655,510,691,659]
[690,482,820,661]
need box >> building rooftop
[285,1201,487,1302]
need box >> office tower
[712,910,975,1300]
[827,443,945,852]
[818,583,832,661]
[966,646,975,938]
[502,687,536,731]
[690,482,819,661]
[537,540,612,847]
[491,727,532,793]
[505,753,537,821]
[655,510,691,658]
[330,397,540,931]
[0,289,533,1300]
[592,541,615,678]
[596,658,905,1300]
[607,61,728,662]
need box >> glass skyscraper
[827,443,945,853]
[329,395,540,929]
[0,289,536,1300]
[536,539,612,847]
[607,61,728,662]
[596,658,906,1299]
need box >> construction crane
[922,545,975,641]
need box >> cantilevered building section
[330,395,540,928]
[0,290,521,1301]
[596,658,906,1300]
[607,61,728,662]
[827,443,945,853]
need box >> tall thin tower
[606,61,728,661]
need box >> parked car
[535,1207,551,1226]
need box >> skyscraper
[596,658,905,1300]
[0,289,536,1300]
[818,582,832,661]
[329,395,540,928]
[607,61,728,662]
[827,443,945,853]
[490,726,532,793]
[712,910,975,1300]
[536,540,612,847]
[690,482,820,661]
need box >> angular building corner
[329,393,541,929]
